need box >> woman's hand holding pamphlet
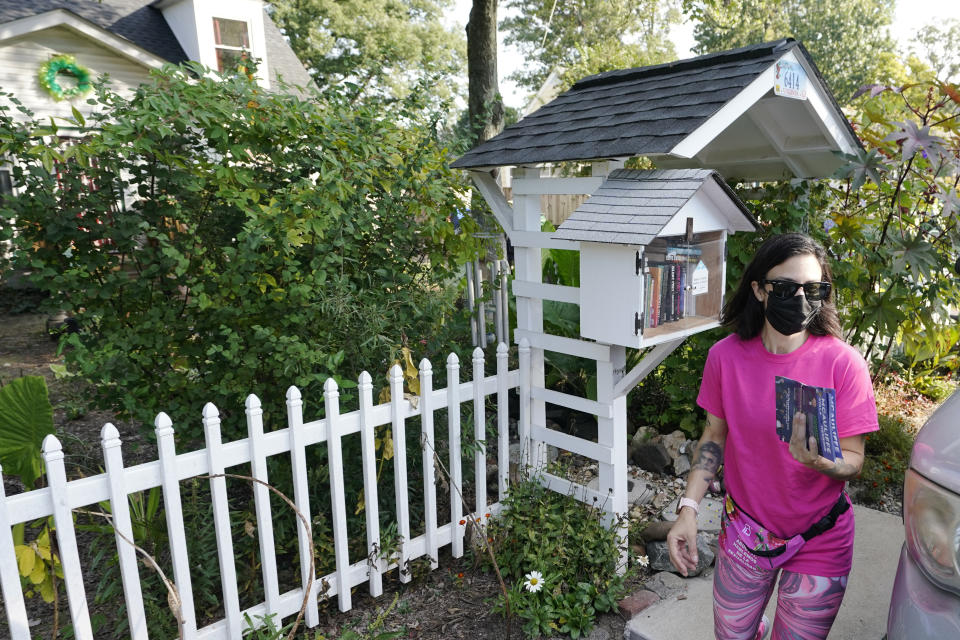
[775,376,843,461]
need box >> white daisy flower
[523,570,544,593]
[638,555,650,568]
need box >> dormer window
[212,17,250,72]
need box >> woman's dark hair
[721,233,843,340]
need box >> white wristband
[677,497,700,515]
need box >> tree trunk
[467,0,504,146]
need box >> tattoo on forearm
[818,435,865,481]
[820,460,858,480]
[692,441,722,481]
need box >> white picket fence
[0,345,519,639]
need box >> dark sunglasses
[761,279,832,301]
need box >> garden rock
[673,453,691,476]
[638,520,675,542]
[630,425,655,445]
[660,430,687,460]
[630,441,672,474]
[646,532,715,577]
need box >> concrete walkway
[625,505,903,639]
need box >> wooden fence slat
[358,371,383,597]
[101,424,147,640]
[0,465,30,640]
[475,259,487,348]
[493,261,504,346]
[531,424,614,465]
[202,403,242,637]
[446,353,464,558]
[472,348,487,520]
[41,435,93,638]
[285,386,319,625]
[389,364,412,583]
[500,260,511,344]
[513,328,612,362]
[419,359,438,570]
[465,263,478,346]
[511,280,581,305]
[518,339,532,474]
[324,379,352,612]
[155,414,198,636]
[531,386,613,419]
[246,394,281,617]
[496,343,510,501]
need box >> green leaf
[0,376,56,489]
[889,234,940,275]
[70,105,85,128]
[14,544,36,576]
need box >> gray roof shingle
[553,169,756,245]
[452,39,855,169]
[0,0,313,89]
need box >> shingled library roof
[452,39,861,180]
[552,169,757,246]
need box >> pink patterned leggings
[713,540,848,640]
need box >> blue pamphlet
[774,376,843,461]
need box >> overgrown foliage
[827,80,960,373]
[487,479,628,638]
[0,63,484,440]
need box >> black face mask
[765,293,821,336]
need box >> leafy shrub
[854,413,914,506]
[0,64,485,440]
[911,375,957,403]
[487,479,627,638]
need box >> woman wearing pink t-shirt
[666,233,879,640]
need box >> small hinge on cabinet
[636,251,646,275]
[635,311,644,336]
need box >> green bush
[487,479,627,638]
[854,413,914,506]
[0,64,485,440]
[911,375,957,403]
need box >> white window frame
[212,17,251,73]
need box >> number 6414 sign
[774,60,808,100]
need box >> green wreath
[38,55,92,101]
